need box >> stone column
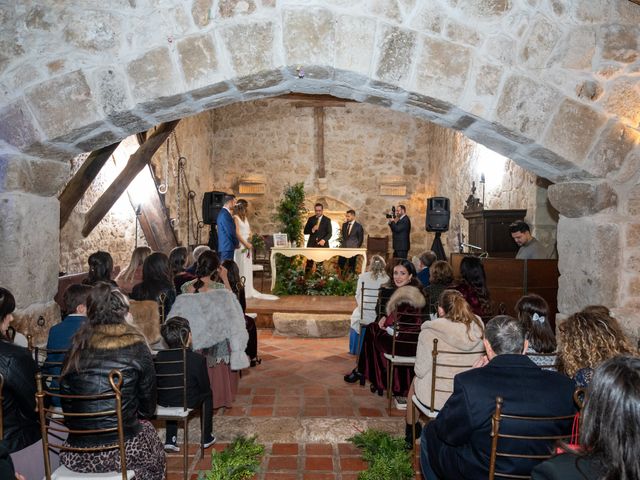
[0,157,66,344]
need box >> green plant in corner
[250,233,265,255]
[348,429,413,480]
[197,436,265,480]
[275,182,306,246]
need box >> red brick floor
[165,330,421,479]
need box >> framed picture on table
[273,233,288,247]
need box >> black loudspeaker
[426,197,450,232]
[202,191,225,225]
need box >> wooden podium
[462,208,527,258]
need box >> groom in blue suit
[216,194,239,261]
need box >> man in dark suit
[216,194,239,261]
[388,204,411,259]
[303,203,332,272]
[420,315,576,480]
[338,209,364,273]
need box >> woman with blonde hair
[348,254,389,354]
[404,289,484,447]
[116,246,152,294]
[558,306,636,387]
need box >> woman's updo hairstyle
[193,250,221,292]
[86,282,130,326]
[368,255,387,280]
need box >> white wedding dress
[234,216,278,300]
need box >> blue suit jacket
[216,208,239,253]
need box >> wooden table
[270,247,367,290]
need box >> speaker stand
[431,232,447,261]
[208,224,218,252]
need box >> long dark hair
[459,256,490,312]
[138,252,174,299]
[0,287,16,341]
[63,283,130,374]
[579,356,640,480]
[384,258,420,288]
[85,251,114,285]
[515,294,556,353]
[221,259,244,297]
[193,250,221,293]
[168,246,188,276]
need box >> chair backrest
[389,309,427,358]
[489,395,576,480]
[129,299,162,344]
[153,331,189,411]
[36,369,129,480]
[33,346,69,399]
[430,338,485,413]
[358,284,381,324]
[366,235,389,259]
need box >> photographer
[388,204,411,259]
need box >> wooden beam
[629,0,640,6]
[314,106,325,178]
[58,142,120,228]
[82,120,179,237]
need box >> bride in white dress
[233,200,278,300]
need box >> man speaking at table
[304,203,332,271]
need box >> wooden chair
[36,369,134,480]
[353,284,381,356]
[411,338,485,459]
[34,346,70,414]
[366,235,389,261]
[154,333,205,480]
[383,310,426,411]
[488,396,577,480]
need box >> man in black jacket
[388,204,411,259]
[339,209,364,273]
[304,203,332,247]
[420,315,576,480]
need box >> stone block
[127,47,182,103]
[405,92,451,115]
[586,121,639,178]
[282,8,335,65]
[557,217,620,313]
[609,307,640,345]
[335,16,376,75]
[547,181,617,218]
[91,67,132,115]
[456,0,512,16]
[234,70,286,92]
[221,22,274,77]
[12,301,60,347]
[107,110,153,132]
[484,34,516,65]
[444,19,480,46]
[0,99,43,150]
[191,0,213,27]
[520,16,560,68]
[603,77,640,127]
[63,10,119,52]
[0,155,69,196]
[601,24,639,63]
[75,129,122,153]
[410,3,444,33]
[495,75,561,138]
[543,99,607,166]
[189,81,232,101]
[626,224,640,248]
[414,37,472,104]
[575,80,602,102]
[475,64,502,96]
[218,0,256,17]
[375,24,417,85]
[556,27,596,69]
[367,0,403,23]
[177,33,221,89]
[272,312,350,338]
[0,192,60,307]
[26,70,102,142]
[570,2,610,23]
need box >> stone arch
[1,0,640,335]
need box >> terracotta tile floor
[165,329,421,479]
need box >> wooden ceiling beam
[81,120,179,237]
[58,142,120,229]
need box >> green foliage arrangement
[197,436,265,480]
[348,430,414,480]
[272,256,357,296]
[250,233,265,254]
[275,182,306,246]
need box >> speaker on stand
[202,191,226,251]
[425,197,450,261]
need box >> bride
[233,199,278,300]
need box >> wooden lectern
[462,209,527,258]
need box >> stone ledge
[273,312,350,338]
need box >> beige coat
[413,316,484,411]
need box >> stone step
[272,312,351,338]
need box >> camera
[385,206,396,219]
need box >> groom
[216,194,239,261]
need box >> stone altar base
[273,312,350,338]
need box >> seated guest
[169,246,195,293]
[0,288,42,479]
[185,245,210,275]
[454,256,492,318]
[558,306,636,387]
[222,259,261,367]
[131,252,177,319]
[420,315,576,480]
[344,259,424,390]
[515,294,557,369]
[417,251,436,287]
[348,255,389,355]
[531,355,640,480]
[405,290,484,447]
[82,250,117,286]
[60,283,165,480]
[156,317,216,452]
[116,246,151,294]
[425,260,454,315]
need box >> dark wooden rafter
[629,0,640,6]
[58,142,120,228]
[82,120,180,237]
[314,106,326,178]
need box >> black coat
[531,454,606,480]
[389,215,411,251]
[0,340,40,453]
[304,215,332,247]
[341,221,364,248]
[155,348,211,408]
[424,354,577,479]
[60,323,156,447]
